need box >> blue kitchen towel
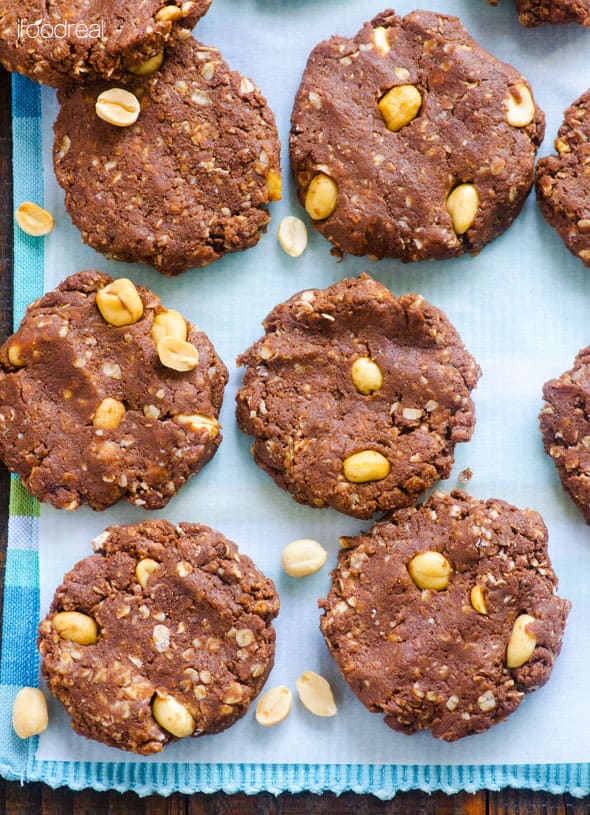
[3,0,590,794]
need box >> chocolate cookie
[289,9,545,262]
[536,91,590,267]
[39,520,279,754]
[516,0,590,26]
[540,346,590,522]
[0,271,228,511]
[235,276,480,520]
[0,1,211,88]
[53,37,281,275]
[320,490,570,741]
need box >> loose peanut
[96,88,141,127]
[151,309,188,345]
[157,336,199,371]
[351,357,383,394]
[53,611,98,645]
[15,201,54,237]
[92,397,126,430]
[96,278,144,327]
[136,558,160,590]
[12,687,49,739]
[342,450,390,483]
[296,671,337,717]
[408,551,452,591]
[255,685,292,726]
[277,216,308,258]
[446,184,479,235]
[152,694,195,737]
[378,85,422,132]
[506,614,536,668]
[281,539,327,578]
[305,173,338,220]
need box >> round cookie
[53,37,281,275]
[536,91,590,267]
[0,271,228,511]
[0,1,211,88]
[320,490,570,742]
[39,520,279,754]
[235,275,481,520]
[540,346,590,522]
[516,0,590,26]
[289,9,545,262]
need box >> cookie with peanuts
[320,491,570,741]
[39,520,279,753]
[0,271,227,511]
[236,275,480,519]
[0,0,211,87]
[290,9,544,261]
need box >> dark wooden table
[0,66,587,815]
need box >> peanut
[378,85,422,132]
[136,558,160,590]
[151,309,188,345]
[408,551,452,591]
[446,184,479,235]
[351,357,383,394]
[277,216,308,258]
[53,611,98,645]
[296,671,337,717]
[255,685,292,726]
[129,52,164,76]
[342,450,390,483]
[15,201,54,237]
[176,413,220,438]
[157,336,199,371]
[96,278,143,327]
[503,84,535,128]
[155,5,183,23]
[267,170,283,201]
[281,539,327,578]
[305,173,338,220]
[506,614,536,668]
[470,584,488,615]
[96,88,141,127]
[92,397,126,430]
[152,694,195,737]
[12,687,49,739]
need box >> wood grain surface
[0,66,585,814]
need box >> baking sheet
[6,0,590,794]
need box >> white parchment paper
[35,0,590,767]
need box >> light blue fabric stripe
[11,75,44,327]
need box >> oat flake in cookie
[235,276,480,520]
[536,91,590,268]
[540,346,590,523]
[290,9,545,262]
[320,491,570,741]
[39,521,279,754]
[0,271,228,511]
[0,1,211,88]
[53,37,281,275]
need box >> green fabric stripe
[9,478,39,518]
